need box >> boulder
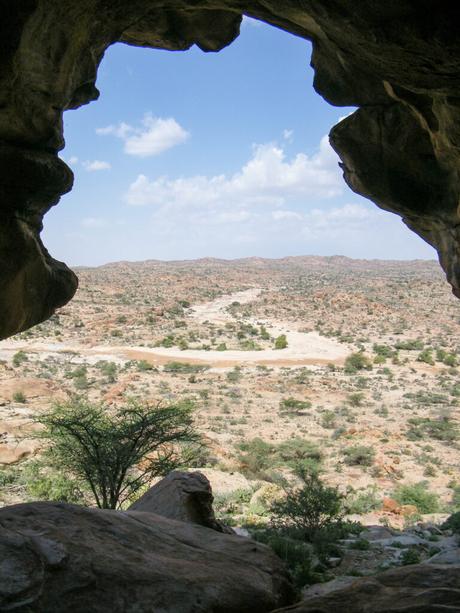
[128,470,233,533]
[272,563,460,613]
[0,501,295,612]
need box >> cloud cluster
[125,135,342,208]
[96,114,189,157]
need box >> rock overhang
[2,1,460,338]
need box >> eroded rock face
[272,563,460,613]
[0,501,294,612]
[2,1,460,338]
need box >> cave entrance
[42,17,435,267]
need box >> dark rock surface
[272,563,460,613]
[128,470,234,533]
[2,1,460,337]
[0,500,294,612]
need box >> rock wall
[2,1,460,338]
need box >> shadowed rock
[0,500,294,612]
[272,563,460,613]
[128,470,234,534]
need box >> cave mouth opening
[42,16,435,269]
[4,4,455,341]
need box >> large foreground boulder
[272,563,460,613]
[0,501,295,612]
[128,470,233,534]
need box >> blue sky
[43,17,436,266]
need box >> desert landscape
[1,255,459,588]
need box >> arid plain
[1,255,459,531]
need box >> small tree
[36,398,201,509]
[270,473,344,541]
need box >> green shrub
[276,438,323,475]
[400,549,421,565]
[347,392,365,407]
[0,466,20,487]
[137,359,154,371]
[279,397,312,415]
[349,538,371,550]
[270,473,344,541]
[237,438,277,478]
[395,339,424,351]
[23,462,85,504]
[343,445,375,466]
[393,482,440,513]
[274,335,288,350]
[12,351,28,367]
[346,486,381,514]
[252,530,318,589]
[321,410,336,429]
[226,367,242,382]
[407,417,459,442]
[417,349,434,365]
[12,391,26,403]
[344,353,372,374]
[237,437,322,478]
[443,511,460,534]
[163,361,209,374]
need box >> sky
[43,17,437,266]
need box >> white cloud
[125,135,342,208]
[96,113,189,157]
[81,217,108,229]
[83,160,111,171]
[68,156,79,165]
[283,129,293,142]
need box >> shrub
[12,351,28,367]
[443,511,460,534]
[393,482,440,513]
[344,352,372,374]
[395,339,424,351]
[400,549,421,565]
[12,391,26,403]
[276,438,323,475]
[407,417,459,442]
[343,445,375,467]
[137,359,154,371]
[346,486,381,514]
[270,473,344,541]
[163,362,209,374]
[321,410,336,429]
[252,530,318,589]
[226,367,242,382]
[417,349,434,365]
[274,334,288,350]
[279,397,312,415]
[22,461,85,504]
[347,392,365,407]
[237,438,277,478]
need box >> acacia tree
[37,397,201,509]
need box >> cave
[1,2,460,611]
[2,1,460,341]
